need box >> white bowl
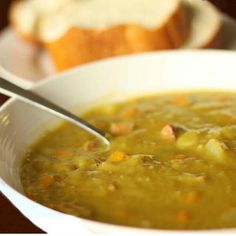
[0,50,236,235]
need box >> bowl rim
[1,49,236,233]
[34,49,236,87]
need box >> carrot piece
[177,210,190,222]
[109,151,128,162]
[40,175,55,188]
[184,191,202,204]
[54,150,73,158]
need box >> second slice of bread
[11,0,189,71]
[181,0,222,49]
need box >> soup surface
[21,92,236,229]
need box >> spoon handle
[0,77,109,145]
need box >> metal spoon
[0,76,110,145]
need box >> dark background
[0,0,236,233]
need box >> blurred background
[0,0,235,233]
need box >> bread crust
[45,2,189,71]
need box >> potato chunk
[177,130,200,150]
[204,139,229,163]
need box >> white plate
[0,15,236,87]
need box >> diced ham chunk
[83,140,97,151]
[110,121,134,136]
[160,124,177,141]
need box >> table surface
[0,0,236,233]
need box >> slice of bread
[181,0,222,49]
[10,0,222,71]
[10,0,189,70]
[44,0,189,71]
